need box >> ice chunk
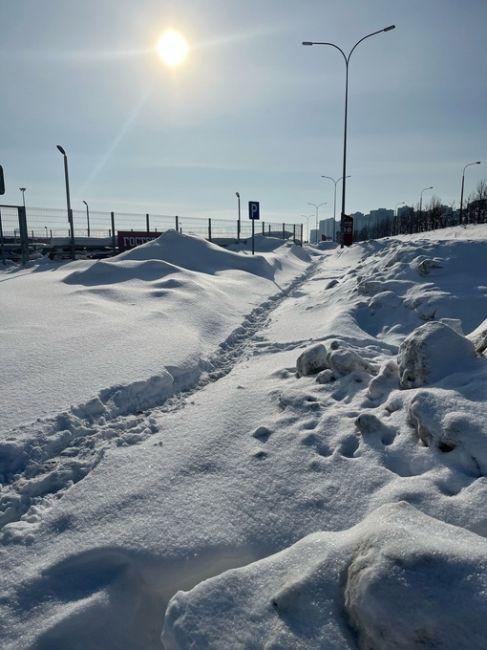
[398,321,477,388]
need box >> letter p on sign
[248,201,260,220]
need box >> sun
[156,30,189,67]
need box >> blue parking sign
[248,201,260,220]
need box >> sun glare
[156,30,189,66]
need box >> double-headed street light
[321,175,350,242]
[83,200,90,238]
[303,25,396,247]
[300,213,314,243]
[308,201,327,243]
[460,161,481,224]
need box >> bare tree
[468,179,487,223]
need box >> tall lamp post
[395,201,405,217]
[321,175,350,242]
[300,213,314,243]
[19,187,26,209]
[460,161,481,225]
[308,201,327,243]
[393,201,406,235]
[235,192,241,241]
[56,145,75,258]
[419,186,433,232]
[83,200,90,237]
[303,25,395,248]
[394,201,405,235]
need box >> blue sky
[1,0,486,225]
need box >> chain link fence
[0,205,304,262]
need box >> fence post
[111,211,116,254]
[208,218,212,241]
[146,213,150,233]
[68,208,75,259]
[0,208,5,264]
[293,224,296,242]
[282,223,285,239]
[175,215,179,232]
[262,221,265,235]
[18,206,29,264]
[301,224,304,245]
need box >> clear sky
[1,0,486,226]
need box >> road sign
[248,201,260,220]
[0,166,4,195]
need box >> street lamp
[83,200,91,238]
[460,161,481,225]
[235,192,241,241]
[394,201,406,235]
[300,213,314,243]
[419,186,433,231]
[321,175,350,242]
[19,187,26,209]
[308,201,327,243]
[303,25,396,248]
[56,145,75,258]
[395,201,405,217]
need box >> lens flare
[156,30,189,66]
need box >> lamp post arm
[321,175,336,184]
[306,42,347,64]
[348,28,388,61]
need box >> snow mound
[468,318,487,355]
[64,230,275,285]
[119,230,274,275]
[398,321,477,388]
[345,505,487,650]
[296,343,328,377]
[296,341,378,379]
[162,502,487,650]
[406,389,487,474]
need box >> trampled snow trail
[0,257,324,535]
[3,229,487,650]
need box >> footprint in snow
[252,426,273,443]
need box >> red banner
[117,231,160,252]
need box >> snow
[0,231,308,431]
[1,224,487,649]
[397,320,477,388]
[162,502,487,650]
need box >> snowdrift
[64,230,277,285]
[163,502,487,650]
[2,225,487,649]
[0,231,309,432]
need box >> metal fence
[0,204,304,262]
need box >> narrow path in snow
[0,255,332,536]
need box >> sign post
[343,214,354,246]
[248,201,260,255]
[0,165,5,195]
